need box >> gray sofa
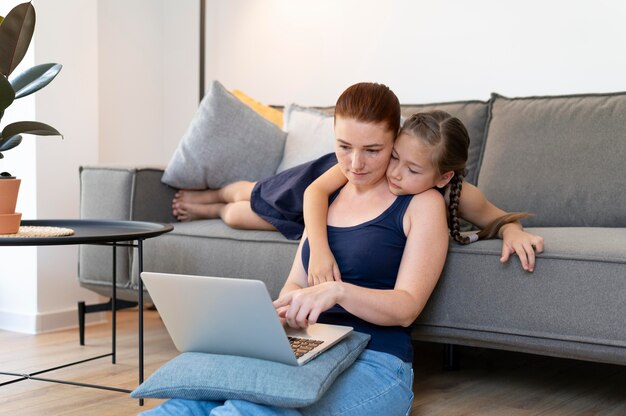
[78,91,626,366]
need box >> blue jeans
[140,349,414,416]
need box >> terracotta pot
[0,212,22,234]
[0,178,21,214]
[0,178,21,234]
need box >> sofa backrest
[477,92,626,227]
[287,91,626,228]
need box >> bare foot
[173,189,223,205]
[174,201,225,222]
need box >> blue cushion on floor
[131,331,370,408]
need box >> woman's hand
[273,282,343,329]
[307,246,342,286]
[499,224,544,272]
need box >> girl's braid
[446,175,531,244]
[447,174,471,245]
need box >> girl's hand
[500,225,544,272]
[273,282,343,329]
[307,246,342,286]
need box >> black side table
[0,219,173,404]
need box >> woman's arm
[458,182,544,272]
[275,189,449,328]
[303,165,348,286]
[275,235,309,324]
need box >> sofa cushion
[414,227,626,364]
[142,220,298,299]
[400,100,490,185]
[276,104,335,173]
[477,92,626,227]
[162,80,286,190]
[131,331,371,407]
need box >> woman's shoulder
[408,188,446,210]
[400,189,447,236]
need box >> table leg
[138,238,144,406]
[112,244,117,364]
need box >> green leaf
[0,2,36,76]
[0,16,4,26]
[10,63,62,99]
[1,121,61,140]
[0,75,15,112]
[0,134,22,151]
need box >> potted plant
[0,1,62,234]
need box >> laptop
[141,272,353,366]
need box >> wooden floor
[0,309,624,416]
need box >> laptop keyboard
[288,336,324,358]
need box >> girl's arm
[303,165,348,286]
[275,189,449,328]
[458,182,544,272]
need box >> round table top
[0,219,173,246]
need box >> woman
[145,83,536,415]
[274,91,446,415]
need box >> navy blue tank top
[301,192,414,362]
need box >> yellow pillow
[232,89,283,129]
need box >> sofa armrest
[78,166,177,301]
[79,165,176,223]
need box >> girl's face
[386,132,453,196]
[334,116,395,188]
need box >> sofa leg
[443,343,460,370]
[77,298,138,345]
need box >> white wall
[0,0,102,333]
[98,0,198,167]
[0,0,198,333]
[0,36,39,331]
[206,0,626,106]
[35,0,102,331]
[0,23,38,332]
[75,0,626,176]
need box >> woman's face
[386,132,450,196]
[334,116,395,188]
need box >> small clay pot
[0,178,21,234]
[0,212,21,234]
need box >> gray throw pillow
[162,80,287,190]
[131,331,370,408]
[477,92,626,227]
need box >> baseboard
[0,308,105,334]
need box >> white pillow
[276,104,335,173]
